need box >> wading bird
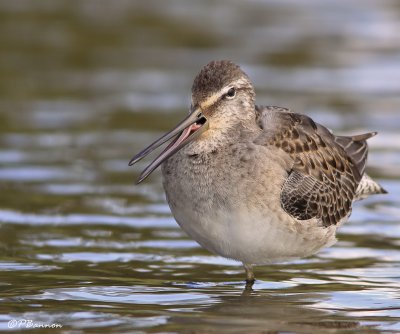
[129,60,386,284]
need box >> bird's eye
[225,87,236,99]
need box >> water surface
[0,0,399,333]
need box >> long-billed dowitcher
[129,60,386,284]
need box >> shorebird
[129,60,386,284]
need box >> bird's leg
[243,263,255,285]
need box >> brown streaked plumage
[129,60,387,285]
[254,106,378,227]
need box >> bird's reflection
[169,280,378,333]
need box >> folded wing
[255,106,374,227]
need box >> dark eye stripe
[219,87,247,102]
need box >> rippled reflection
[0,0,399,332]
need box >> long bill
[128,110,208,184]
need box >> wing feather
[255,106,369,227]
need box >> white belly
[170,202,338,265]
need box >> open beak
[128,109,208,184]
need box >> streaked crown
[191,60,254,106]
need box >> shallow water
[0,0,399,333]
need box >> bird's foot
[243,263,255,288]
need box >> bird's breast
[161,143,289,211]
[160,145,336,264]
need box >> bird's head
[129,60,256,183]
[191,60,255,125]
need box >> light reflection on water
[0,0,399,333]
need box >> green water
[0,1,399,333]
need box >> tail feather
[335,132,377,176]
[355,173,387,201]
[335,132,386,201]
